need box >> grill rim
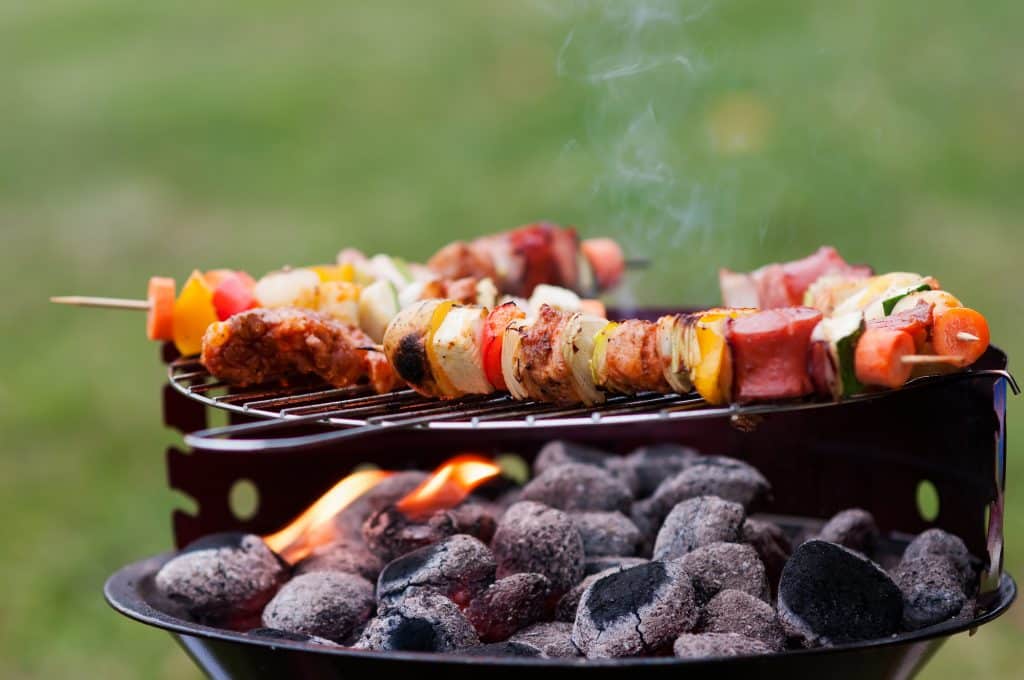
[167,351,1018,433]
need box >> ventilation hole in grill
[916,479,940,522]
[206,406,229,429]
[229,479,259,521]
[495,453,529,484]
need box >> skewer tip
[956,331,980,342]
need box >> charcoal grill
[108,307,1017,679]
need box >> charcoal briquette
[741,518,792,591]
[532,440,614,476]
[466,573,551,642]
[294,539,382,581]
[778,540,902,646]
[572,511,642,557]
[556,567,617,623]
[672,632,771,659]
[355,589,480,652]
[154,532,287,626]
[677,542,769,605]
[892,556,967,630]
[261,571,375,644]
[817,508,879,555]
[903,529,978,589]
[623,444,702,498]
[572,560,698,658]
[509,622,581,658]
[640,458,770,529]
[653,495,745,561]
[492,501,584,597]
[520,463,633,514]
[335,471,428,541]
[377,534,496,607]
[699,589,786,650]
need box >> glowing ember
[396,455,502,519]
[264,469,391,564]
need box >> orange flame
[264,469,391,564]
[396,455,502,519]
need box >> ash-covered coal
[698,589,785,651]
[356,589,479,652]
[533,440,639,495]
[261,571,375,644]
[673,633,771,658]
[572,560,698,658]
[509,622,580,658]
[572,511,641,557]
[466,573,550,642]
[817,508,879,555]
[653,495,744,561]
[294,539,382,581]
[778,540,902,646]
[335,471,428,541]
[376,534,495,607]
[155,532,287,626]
[362,502,497,564]
[556,567,617,623]
[741,517,792,590]
[677,542,769,605]
[459,641,541,657]
[622,444,701,498]
[903,528,978,589]
[892,556,967,630]
[520,463,632,513]
[491,501,584,597]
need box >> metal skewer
[50,296,150,310]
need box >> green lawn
[1,2,1021,677]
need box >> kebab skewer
[51,223,630,355]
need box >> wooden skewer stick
[956,331,980,342]
[901,354,961,365]
[50,296,151,310]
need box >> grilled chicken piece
[597,320,672,395]
[201,308,397,393]
[516,305,580,404]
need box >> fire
[396,455,502,519]
[264,469,391,564]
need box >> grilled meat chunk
[201,308,396,393]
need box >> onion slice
[562,313,607,406]
[502,318,531,400]
[431,306,493,395]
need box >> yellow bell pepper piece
[425,301,459,397]
[173,270,219,356]
[309,264,355,283]
[590,321,618,387]
[690,308,755,406]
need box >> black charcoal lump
[491,501,584,597]
[335,471,428,541]
[892,556,967,630]
[677,542,769,605]
[355,589,480,652]
[509,622,581,658]
[376,534,495,607]
[532,440,638,493]
[817,508,879,555]
[261,571,375,644]
[572,511,642,557]
[572,560,698,658]
[520,463,633,513]
[653,495,745,561]
[465,573,550,642]
[154,532,286,625]
[556,567,618,623]
[673,632,771,659]
[778,540,903,647]
[699,589,786,651]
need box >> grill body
[104,309,1016,679]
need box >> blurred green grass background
[1,1,1021,677]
